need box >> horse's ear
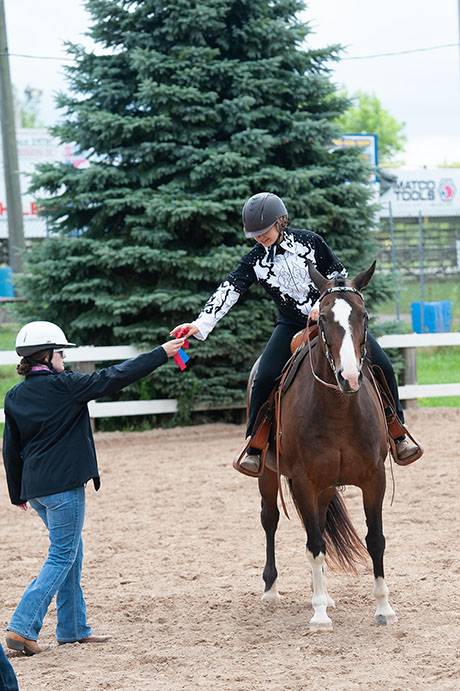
[307,260,329,293]
[351,260,376,291]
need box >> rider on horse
[171,192,421,472]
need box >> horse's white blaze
[332,298,360,390]
[307,550,333,628]
[373,576,397,622]
[261,580,281,603]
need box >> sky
[4,0,460,167]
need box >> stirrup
[392,436,423,466]
[233,439,267,477]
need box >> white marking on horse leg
[307,550,333,629]
[261,579,281,604]
[373,577,397,624]
[332,299,360,390]
[322,564,335,608]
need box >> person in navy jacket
[3,321,184,656]
[171,192,421,473]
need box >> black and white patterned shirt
[193,228,347,340]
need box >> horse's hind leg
[362,474,397,625]
[259,469,281,603]
[292,479,332,630]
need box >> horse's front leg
[362,472,397,625]
[259,469,281,603]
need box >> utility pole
[458,0,460,86]
[0,0,24,273]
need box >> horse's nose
[337,369,361,393]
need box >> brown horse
[255,261,397,629]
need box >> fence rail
[0,333,458,422]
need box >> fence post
[73,360,96,431]
[402,347,417,409]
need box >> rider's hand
[18,503,28,511]
[169,323,200,339]
[309,301,320,322]
[162,338,186,358]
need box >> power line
[1,41,460,64]
[0,52,77,62]
[343,42,460,61]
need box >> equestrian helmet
[15,321,76,357]
[242,193,288,238]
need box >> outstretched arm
[65,338,184,403]
[171,250,258,341]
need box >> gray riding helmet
[242,192,288,238]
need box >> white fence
[0,333,459,422]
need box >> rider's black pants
[246,320,404,438]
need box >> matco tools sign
[380,168,460,217]
[0,128,88,238]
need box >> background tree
[336,91,406,164]
[17,0,386,418]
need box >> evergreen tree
[19,0,385,414]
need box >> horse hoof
[375,613,398,626]
[309,621,333,632]
[261,589,281,604]
[309,616,333,632]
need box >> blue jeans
[0,644,19,691]
[8,486,92,643]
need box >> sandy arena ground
[1,408,459,691]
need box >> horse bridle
[307,286,368,391]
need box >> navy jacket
[2,346,168,505]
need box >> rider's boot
[395,436,423,464]
[384,405,423,465]
[240,447,261,474]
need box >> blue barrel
[411,300,452,333]
[0,266,14,298]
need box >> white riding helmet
[15,321,77,357]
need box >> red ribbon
[173,327,191,370]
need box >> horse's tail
[288,483,368,573]
[323,492,368,573]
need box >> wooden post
[402,347,417,409]
[74,360,96,431]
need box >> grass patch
[0,324,19,435]
[416,347,460,407]
[0,324,19,403]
